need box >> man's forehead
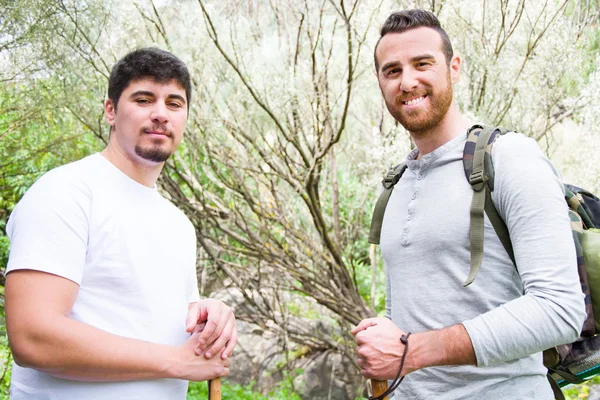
[377,27,445,61]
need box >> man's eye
[387,68,401,76]
[136,99,150,104]
[168,102,182,108]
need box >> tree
[1,0,599,396]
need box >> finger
[360,368,373,379]
[354,330,374,346]
[185,303,200,332]
[357,346,369,358]
[199,304,231,351]
[192,322,207,335]
[204,317,234,359]
[351,318,378,335]
[197,304,221,348]
[222,324,238,359]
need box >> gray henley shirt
[381,132,586,399]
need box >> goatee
[135,145,172,163]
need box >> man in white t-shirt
[4,48,237,400]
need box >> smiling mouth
[402,95,427,105]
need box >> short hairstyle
[108,47,192,111]
[374,9,454,71]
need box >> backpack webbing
[368,163,407,245]
[463,125,515,286]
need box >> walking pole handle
[372,379,388,400]
[208,378,221,400]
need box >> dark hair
[108,47,192,111]
[374,9,454,71]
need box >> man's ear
[450,54,461,84]
[104,99,116,127]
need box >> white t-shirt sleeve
[7,171,89,285]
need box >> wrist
[161,344,185,380]
[407,331,441,371]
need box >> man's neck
[411,106,472,159]
[101,146,164,188]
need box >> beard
[134,144,172,163]
[134,127,175,163]
[387,73,453,136]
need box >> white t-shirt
[7,153,200,400]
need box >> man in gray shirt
[352,9,586,399]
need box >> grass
[187,372,302,400]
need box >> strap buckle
[382,169,402,189]
[469,170,488,191]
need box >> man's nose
[400,69,418,92]
[150,103,169,124]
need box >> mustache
[141,125,173,137]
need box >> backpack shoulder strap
[462,125,516,286]
[369,163,407,245]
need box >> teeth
[404,96,425,105]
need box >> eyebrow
[129,91,187,104]
[410,54,436,63]
[381,53,437,72]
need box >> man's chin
[134,146,173,163]
[394,114,431,133]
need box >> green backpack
[369,125,600,400]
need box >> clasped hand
[352,317,411,380]
[186,299,238,360]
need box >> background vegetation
[1,0,599,398]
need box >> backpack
[368,125,600,400]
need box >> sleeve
[462,132,586,366]
[385,263,392,319]
[6,171,90,285]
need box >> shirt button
[411,193,417,200]
[417,175,423,180]
[407,215,411,221]
[403,241,408,246]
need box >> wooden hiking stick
[371,379,388,400]
[208,378,221,400]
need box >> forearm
[409,324,476,371]
[11,315,181,381]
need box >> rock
[295,351,364,400]
[209,288,364,399]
